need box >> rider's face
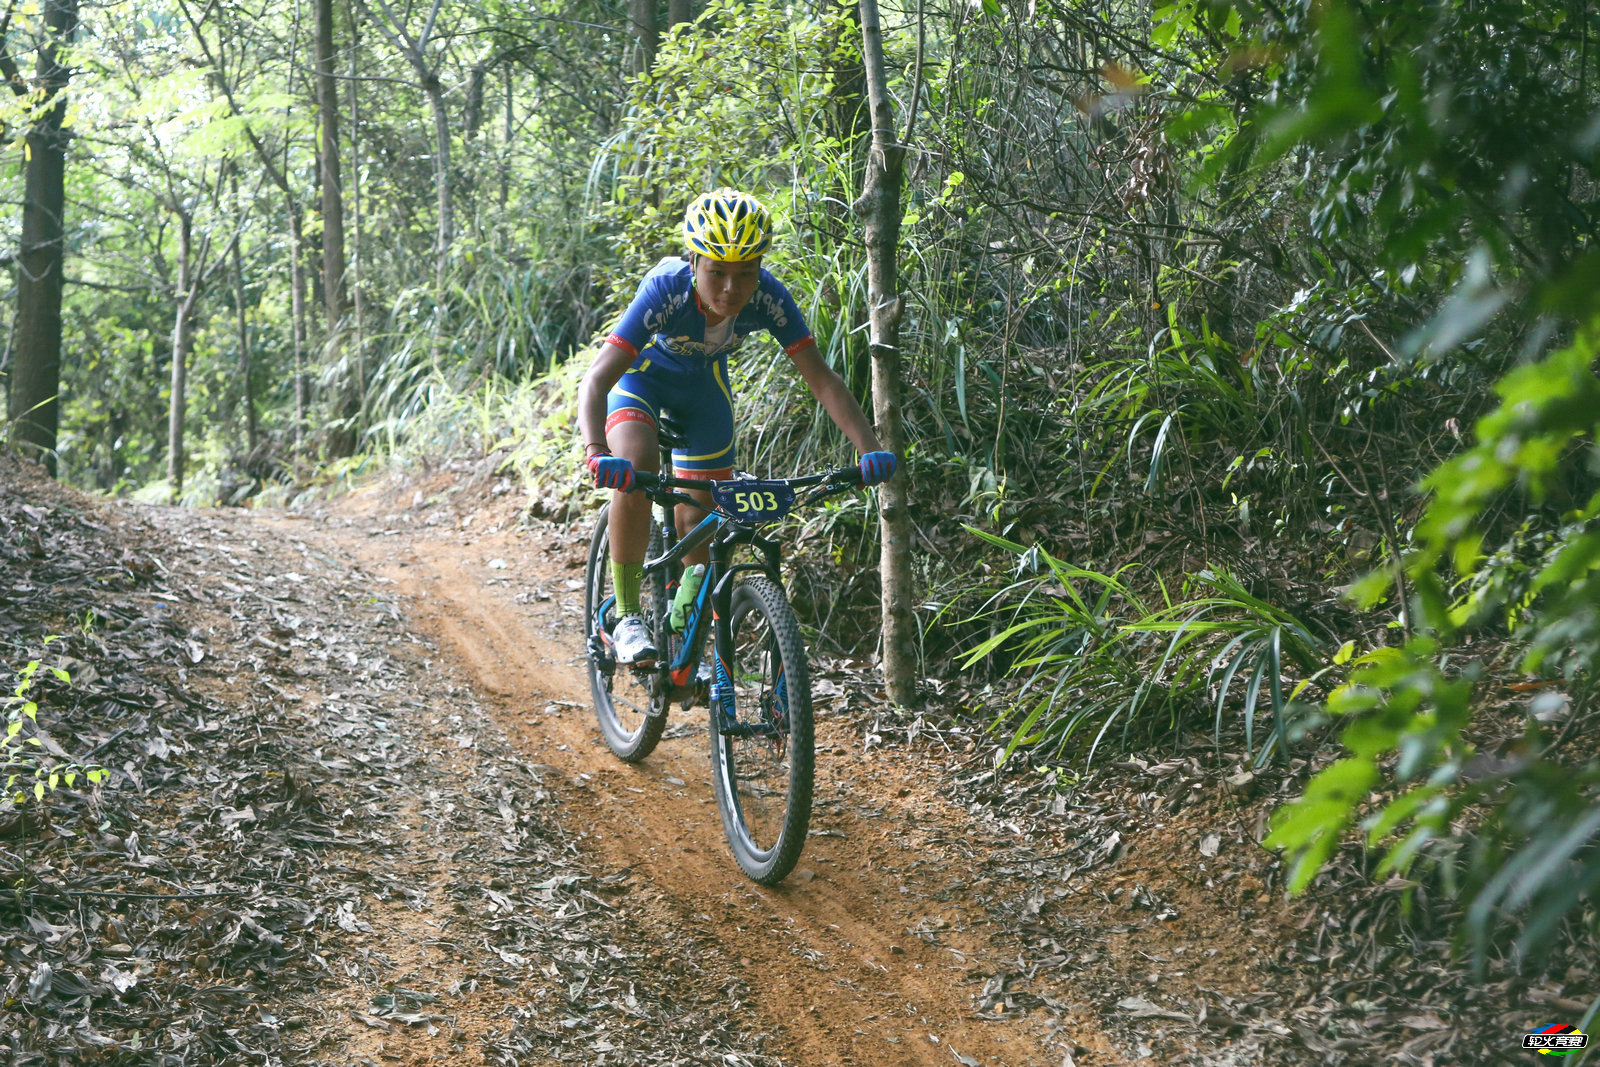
[693,255,761,321]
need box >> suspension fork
[706,523,786,726]
[709,532,735,713]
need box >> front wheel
[584,503,669,761]
[709,577,814,885]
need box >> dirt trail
[2,458,1543,1067]
[289,479,1107,1067]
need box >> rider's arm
[577,341,638,455]
[786,341,885,456]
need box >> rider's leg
[605,416,660,615]
[674,487,715,566]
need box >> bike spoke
[584,506,669,762]
[712,577,813,884]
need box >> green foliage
[3,639,109,807]
[960,528,1331,767]
[1170,0,1600,964]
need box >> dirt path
[284,477,1110,1067]
[5,459,1553,1067]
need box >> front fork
[706,527,788,739]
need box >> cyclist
[577,188,897,665]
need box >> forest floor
[3,453,1589,1066]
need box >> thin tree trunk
[348,2,367,438]
[854,0,916,706]
[500,65,512,208]
[668,0,691,29]
[422,74,453,290]
[170,0,311,450]
[315,0,348,327]
[167,212,197,501]
[7,0,78,475]
[319,0,360,458]
[231,227,257,454]
[288,202,309,445]
[631,0,658,73]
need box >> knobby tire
[710,577,814,885]
[585,503,669,761]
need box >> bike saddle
[657,410,689,451]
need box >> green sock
[612,560,644,617]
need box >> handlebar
[631,466,865,512]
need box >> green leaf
[1363,785,1442,845]
[1345,569,1393,609]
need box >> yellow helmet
[683,188,772,262]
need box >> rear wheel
[709,577,813,885]
[584,504,669,761]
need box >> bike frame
[592,450,857,732]
[639,478,792,731]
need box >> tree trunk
[288,202,309,446]
[631,0,658,73]
[668,0,691,30]
[167,212,198,501]
[500,65,512,208]
[348,1,367,440]
[318,0,359,458]
[464,61,488,140]
[7,0,78,475]
[854,0,916,707]
[315,0,348,328]
[231,228,257,455]
[422,73,453,290]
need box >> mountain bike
[583,415,865,884]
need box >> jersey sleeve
[607,272,671,358]
[758,274,815,355]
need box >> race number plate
[712,480,796,523]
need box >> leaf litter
[0,455,778,1065]
[9,447,1590,1067]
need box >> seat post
[655,408,688,578]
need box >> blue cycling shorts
[604,348,735,479]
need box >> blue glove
[588,453,635,491]
[858,451,897,487]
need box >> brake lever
[801,473,863,506]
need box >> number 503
[734,490,780,512]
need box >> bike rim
[589,529,662,742]
[717,603,796,860]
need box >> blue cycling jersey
[606,257,814,370]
